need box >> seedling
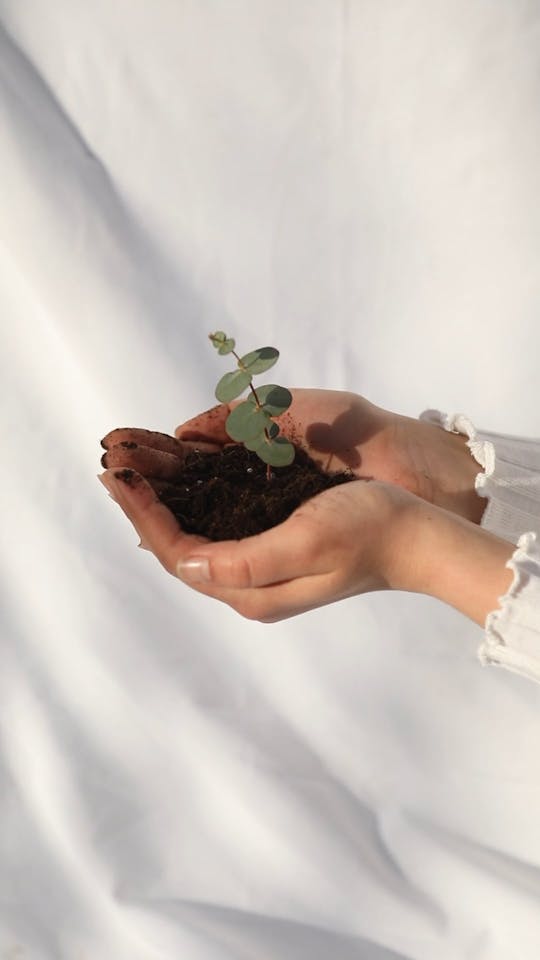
[209,331,295,478]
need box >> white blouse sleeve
[419,409,540,684]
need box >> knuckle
[234,594,266,622]
[226,554,254,589]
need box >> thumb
[176,512,320,589]
[175,403,232,444]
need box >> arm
[391,496,515,626]
[392,496,540,683]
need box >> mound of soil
[149,444,355,541]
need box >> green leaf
[243,435,264,452]
[209,331,236,354]
[248,384,292,416]
[244,432,295,466]
[215,369,252,403]
[256,436,295,467]
[239,347,279,375]
[265,421,280,439]
[243,422,279,451]
[226,402,270,441]
[218,338,235,355]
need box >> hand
[97,467,419,622]
[100,389,484,523]
[175,389,485,523]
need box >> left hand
[97,468,419,622]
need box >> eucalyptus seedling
[209,331,295,478]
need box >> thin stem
[232,349,261,406]
[229,343,272,481]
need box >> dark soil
[153,445,355,541]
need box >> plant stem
[232,349,261,407]
[231,347,273,482]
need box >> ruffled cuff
[419,409,540,545]
[479,531,540,684]
[419,410,540,684]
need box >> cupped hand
[100,388,483,523]
[175,389,483,521]
[97,467,419,622]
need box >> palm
[176,389,436,501]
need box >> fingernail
[97,473,120,502]
[137,539,151,551]
[176,557,211,583]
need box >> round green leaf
[243,421,279,452]
[215,369,252,403]
[218,338,235,355]
[256,436,295,467]
[248,384,292,416]
[243,435,263,452]
[209,331,235,353]
[226,402,270,441]
[239,347,279,375]
[265,421,280,440]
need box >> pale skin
[98,389,515,626]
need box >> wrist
[393,497,515,625]
[421,420,487,525]
[439,430,486,523]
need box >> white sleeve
[419,409,540,684]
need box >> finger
[182,571,337,622]
[98,466,190,502]
[100,439,218,479]
[98,468,209,565]
[101,428,219,456]
[101,427,186,454]
[176,509,325,590]
[175,404,231,444]
[99,467,324,587]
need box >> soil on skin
[154,445,356,541]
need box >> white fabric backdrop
[2,2,540,958]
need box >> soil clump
[150,444,355,541]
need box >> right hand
[98,463,425,622]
